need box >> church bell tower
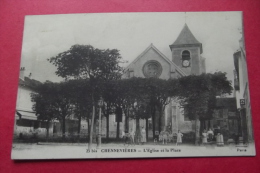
[169,24,205,75]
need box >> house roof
[124,43,187,77]
[170,24,203,53]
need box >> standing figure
[202,130,208,144]
[160,129,169,145]
[121,130,126,143]
[141,127,146,145]
[207,128,214,142]
[154,131,159,144]
[215,126,224,146]
[216,133,221,145]
[176,130,183,146]
[130,128,135,144]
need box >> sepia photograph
[11,11,255,159]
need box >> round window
[142,60,162,78]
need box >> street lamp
[97,97,104,149]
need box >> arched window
[182,50,190,60]
[181,50,191,67]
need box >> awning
[16,111,37,120]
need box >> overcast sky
[20,12,243,83]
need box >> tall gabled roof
[170,24,203,53]
[124,44,187,77]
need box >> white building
[14,67,44,138]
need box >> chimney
[20,67,25,80]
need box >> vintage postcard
[12,12,256,159]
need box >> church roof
[124,44,187,77]
[170,24,203,53]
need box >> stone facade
[171,47,206,75]
[123,44,186,80]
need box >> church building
[120,24,206,135]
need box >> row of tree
[31,44,233,146]
[31,73,232,144]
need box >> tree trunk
[159,112,161,133]
[77,114,81,142]
[88,105,95,149]
[116,121,120,139]
[152,106,156,139]
[238,115,242,136]
[195,118,201,145]
[93,117,97,143]
[159,108,164,133]
[125,109,129,133]
[46,120,50,141]
[146,117,149,141]
[106,113,109,139]
[77,114,81,135]
[136,118,140,144]
[87,118,90,136]
[116,107,122,139]
[200,119,204,134]
[62,116,66,141]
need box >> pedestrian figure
[215,126,224,146]
[176,130,183,146]
[154,131,159,144]
[219,133,224,146]
[207,128,214,142]
[202,129,208,144]
[130,128,135,144]
[141,127,146,145]
[216,133,221,145]
[121,130,127,143]
[234,133,239,145]
[121,130,125,138]
[160,128,169,145]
